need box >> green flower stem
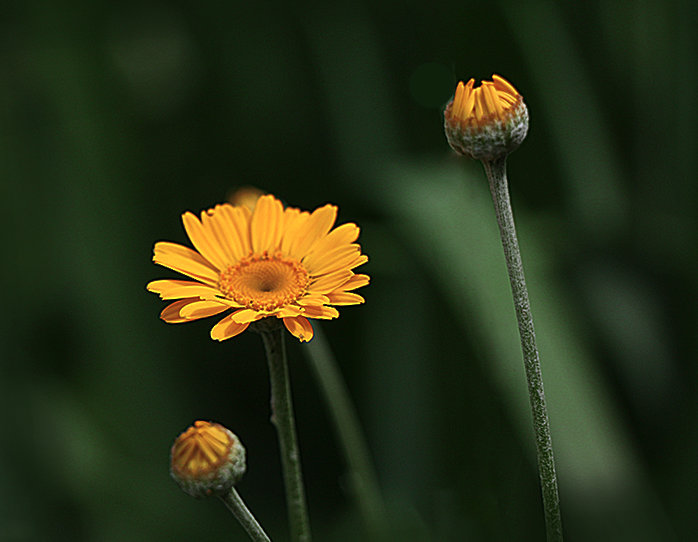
[219,487,273,542]
[304,324,387,540]
[260,326,312,542]
[481,156,563,542]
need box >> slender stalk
[481,156,563,542]
[304,324,387,540]
[260,326,312,542]
[219,488,273,542]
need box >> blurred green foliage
[2,1,696,541]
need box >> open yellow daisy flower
[147,194,369,342]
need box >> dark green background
[2,1,696,540]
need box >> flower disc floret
[444,74,529,160]
[219,253,310,312]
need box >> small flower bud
[227,186,265,211]
[444,74,529,161]
[170,420,246,498]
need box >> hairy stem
[260,327,312,542]
[482,156,563,542]
[219,487,273,542]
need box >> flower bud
[444,74,528,161]
[227,185,265,211]
[170,420,246,498]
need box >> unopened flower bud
[227,186,265,211]
[170,420,246,498]
[444,74,528,161]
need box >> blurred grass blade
[304,324,388,540]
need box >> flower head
[444,74,528,161]
[147,194,369,342]
[170,420,246,498]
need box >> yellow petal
[179,300,230,320]
[275,305,303,318]
[153,242,219,285]
[481,82,498,116]
[326,292,365,305]
[492,74,519,97]
[160,298,199,323]
[210,313,250,341]
[296,294,330,306]
[462,78,476,118]
[250,195,284,253]
[488,83,505,116]
[231,308,265,324]
[287,204,337,259]
[306,223,360,258]
[347,253,368,270]
[159,286,222,300]
[280,209,310,255]
[339,273,370,291]
[283,316,314,342]
[201,207,238,264]
[303,244,361,277]
[147,279,222,300]
[211,297,246,309]
[281,207,302,230]
[308,269,353,294]
[182,212,227,269]
[219,204,252,259]
[147,279,200,295]
[302,305,339,320]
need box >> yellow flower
[147,194,369,342]
[170,420,246,498]
[443,74,528,160]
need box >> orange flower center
[171,421,233,478]
[218,252,310,311]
